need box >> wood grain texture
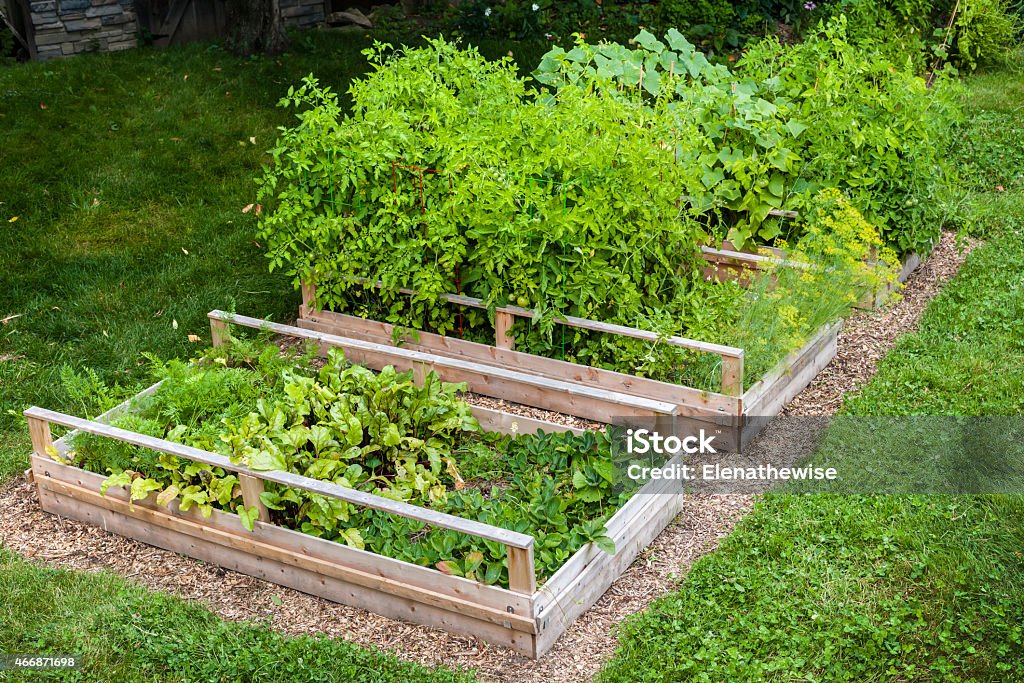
[33,466,537,655]
[34,455,532,617]
[302,279,743,359]
[208,311,680,421]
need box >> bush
[818,0,1021,70]
[536,20,963,254]
[954,0,1022,69]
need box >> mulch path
[0,232,977,681]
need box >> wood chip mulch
[0,232,977,682]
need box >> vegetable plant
[58,338,631,587]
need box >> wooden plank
[24,406,534,550]
[157,0,190,44]
[741,328,838,449]
[298,312,740,417]
[27,414,53,457]
[238,474,270,523]
[210,311,681,422]
[741,320,842,413]
[300,278,317,318]
[721,355,743,397]
[507,545,536,596]
[719,240,787,258]
[469,405,585,437]
[34,477,537,655]
[35,456,532,617]
[855,251,924,310]
[305,279,743,360]
[36,475,538,635]
[210,317,229,348]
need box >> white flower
[484,7,491,16]
[511,421,519,434]
[532,3,539,10]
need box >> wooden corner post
[507,542,536,595]
[27,413,54,458]
[210,317,230,348]
[721,352,744,397]
[238,473,271,523]
[495,310,515,350]
[300,279,317,317]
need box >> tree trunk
[226,0,287,56]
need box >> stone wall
[31,0,138,60]
[28,0,328,60]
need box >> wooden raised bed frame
[25,314,685,659]
[297,280,842,453]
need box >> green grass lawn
[597,61,1024,683]
[0,548,472,683]
[0,31,550,683]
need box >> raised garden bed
[296,282,842,453]
[25,313,684,658]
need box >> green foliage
[259,38,708,342]
[64,339,629,586]
[738,17,964,253]
[58,365,121,418]
[353,429,624,583]
[535,20,963,255]
[258,35,900,394]
[819,0,1021,71]
[534,28,810,247]
[443,0,782,52]
[954,0,1022,70]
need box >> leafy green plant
[62,338,630,586]
[258,35,900,393]
[953,0,1022,70]
[738,16,964,253]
